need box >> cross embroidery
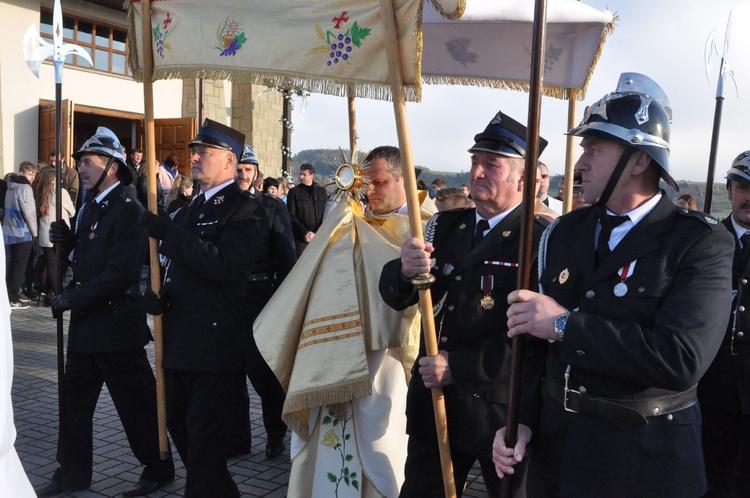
[332,11,349,29]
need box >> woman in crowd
[165,174,194,215]
[34,167,75,304]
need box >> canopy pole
[502,0,548,496]
[141,0,169,459]
[563,98,577,213]
[378,1,456,496]
[347,84,358,159]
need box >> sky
[290,0,749,183]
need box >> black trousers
[5,241,32,301]
[56,348,173,488]
[399,434,519,498]
[701,404,750,498]
[165,368,244,498]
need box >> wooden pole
[502,0,547,496]
[347,85,358,160]
[141,0,169,459]
[562,98,577,214]
[378,1,455,496]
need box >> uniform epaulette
[675,207,721,228]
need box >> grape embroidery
[307,11,371,67]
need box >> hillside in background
[293,149,729,219]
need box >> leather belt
[74,282,141,295]
[248,272,276,282]
[542,374,697,426]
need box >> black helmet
[568,72,675,190]
[73,127,134,186]
[726,150,750,186]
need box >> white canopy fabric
[422,0,615,100]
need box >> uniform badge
[442,263,454,275]
[214,195,224,205]
[704,216,718,225]
[480,275,495,310]
[559,268,569,284]
[459,223,467,230]
[502,231,511,238]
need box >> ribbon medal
[480,275,495,310]
[614,261,636,297]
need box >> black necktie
[473,219,490,248]
[595,214,629,267]
[188,193,206,222]
[741,232,750,260]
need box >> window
[40,9,130,77]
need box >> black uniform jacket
[379,205,548,456]
[247,189,296,313]
[698,217,750,414]
[159,182,267,372]
[66,184,151,353]
[535,195,733,497]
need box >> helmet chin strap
[85,156,116,201]
[595,147,633,208]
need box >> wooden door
[38,99,74,166]
[154,118,195,176]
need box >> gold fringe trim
[429,0,466,20]
[282,376,372,440]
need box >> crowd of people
[1,70,746,498]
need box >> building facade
[1,0,284,178]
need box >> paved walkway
[10,300,489,497]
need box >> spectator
[33,167,75,304]
[3,162,38,309]
[262,177,280,197]
[127,147,144,174]
[431,178,447,191]
[48,150,80,207]
[434,187,469,211]
[287,163,327,255]
[676,193,697,210]
[135,159,166,213]
[157,154,180,206]
[536,161,563,213]
[165,174,194,215]
[276,177,288,203]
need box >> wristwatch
[552,312,570,343]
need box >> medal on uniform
[559,268,569,284]
[89,221,98,239]
[480,275,495,310]
[614,261,636,297]
[442,263,454,275]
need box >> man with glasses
[141,119,267,497]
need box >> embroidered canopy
[421,0,615,100]
[127,0,613,102]
[127,0,463,102]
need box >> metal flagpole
[702,11,737,214]
[23,0,93,475]
[502,0,548,496]
[378,0,456,496]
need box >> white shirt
[596,192,663,252]
[475,202,521,237]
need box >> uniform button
[166,278,171,283]
[455,275,462,281]
[440,336,448,343]
[742,279,748,285]
[740,306,746,312]
[666,414,673,421]
[578,386,587,394]
[576,350,586,357]
[653,407,661,415]
[447,305,455,311]
[472,393,480,399]
[638,287,645,293]
[212,322,217,327]
[738,331,745,338]
[585,290,595,299]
